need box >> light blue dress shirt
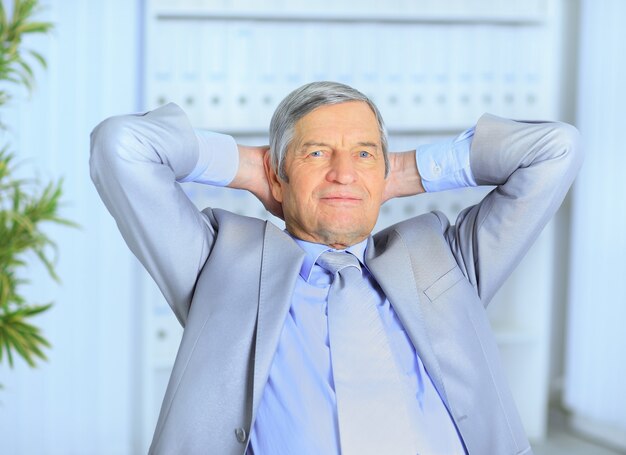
[184,128,475,453]
[248,236,469,455]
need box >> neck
[285,227,369,250]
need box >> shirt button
[432,163,442,175]
[234,427,247,443]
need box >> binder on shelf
[390,25,417,130]
[405,27,429,129]
[199,22,229,129]
[328,26,355,87]
[303,23,331,83]
[149,21,179,109]
[377,24,405,129]
[176,21,203,125]
[352,23,380,117]
[523,27,549,117]
[492,26,513,118]
[424,25,452,128]
[225,22,256,131]
[474,25,499,117]
[278,23,307,104]
[448,25,474,127]
[254,21,280,128]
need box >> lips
[322,194,361,200]
[319,193,364,205]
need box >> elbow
[551,122,584,173]
[90,114,138,160]
[89,114,144,184]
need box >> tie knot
[316,251,361,276]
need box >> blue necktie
[317,251,421,455]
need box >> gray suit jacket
[90,103,582,455]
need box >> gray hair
[269,81,389,180]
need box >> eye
[359,150,372,158]
[309,150,323,157]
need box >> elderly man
[90,81,582,455]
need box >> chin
[317,224,372,247]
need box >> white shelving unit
[139,0,567,450]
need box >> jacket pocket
[424,266,465,301]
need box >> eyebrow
[300,141,330,148]
[299,141,379,149]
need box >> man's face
[267,101,386,249]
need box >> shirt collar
[288,231,369,282]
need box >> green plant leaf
[0,0,61,371]
[0,2,7,26]
[1,329,15,367]
[0,332,6,364]
[0,302,53,368]
[33,247,59,282]
[28,49,46,69]
[16,57,34,79]
[3,326,35,367]
[16,21,51,34]
[0,0,52,97]
[21,302,52,317]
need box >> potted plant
[0,0,75,372]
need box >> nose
[326,153,357,184]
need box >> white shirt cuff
[178,129,239,186]
[416,127,477,192]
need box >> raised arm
[90,103,233,325]
[444,114,583,305]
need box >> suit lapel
[251,222,305,422]
[365,232,449,405]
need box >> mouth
[319,194,363,206]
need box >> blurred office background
[0,0,624,453]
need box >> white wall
[563,0,626,450]
[0,1,142,453]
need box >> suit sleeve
[441,113,583,306]
[89,103,218,325]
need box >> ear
[263,151,284,203]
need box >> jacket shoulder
[374,211,449,245]
[373,211,462,293]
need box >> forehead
[293,101,381,146]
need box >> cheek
[364,176,386,200]
[289,178,316,204]
[283,186,312,215]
